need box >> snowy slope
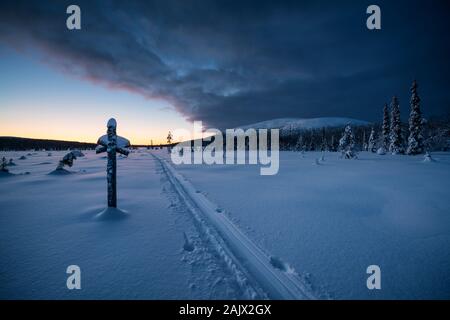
[238,117,370,130]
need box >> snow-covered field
[0,150,245,299]
[1,149,450,299]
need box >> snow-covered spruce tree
[389,96,404,154]
[320,137,328,151]
[339,125,357,159]
[330,135,336,152]
[407,80,424,155]
[295,135,304,151]
[320,128,327,151]
[368,128,377,152]
[309,139,315,151]
[362,130,367,151]
[167,131,173,153]
[306,130,314,151]
[379,103,390,153]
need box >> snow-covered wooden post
[96,118,130,208]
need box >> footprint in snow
[269,256,288,272]
[183,232,195,252]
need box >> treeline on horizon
[277,113,450,153]
[2,114,449,152]
[0,137,97,151]
[0,136,174,151]
[186,114,449,152]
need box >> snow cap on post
[107,118,117,128]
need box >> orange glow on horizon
[0,112,206,145]
[0,125,194,145]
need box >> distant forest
[0,137,96,151]
[182,115,450,153]
[277,115,450,152]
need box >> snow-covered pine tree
[407,80,424,155]
[389,96,404,154]
[167,131,173,152]
[309,130,315,151]
[380,103,390,153]
[339,125,357,159]
[362,130,368,151]
[368,128,377,152]
[330,135,335,152]
[320,128,327,151]
[295,135,304,151]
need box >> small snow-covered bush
[1,157,9,172]
[423,152,435,163]
[56,152,77,170]
[377,147,386,155]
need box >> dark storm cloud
[1,0,449,128]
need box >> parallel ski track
[153,153,316,300]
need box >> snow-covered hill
[238,117,370,130]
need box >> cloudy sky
[0,0,449,143]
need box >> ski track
[152,152,317,300]
[156,162,249,299]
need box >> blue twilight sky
[0,0,449,143]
